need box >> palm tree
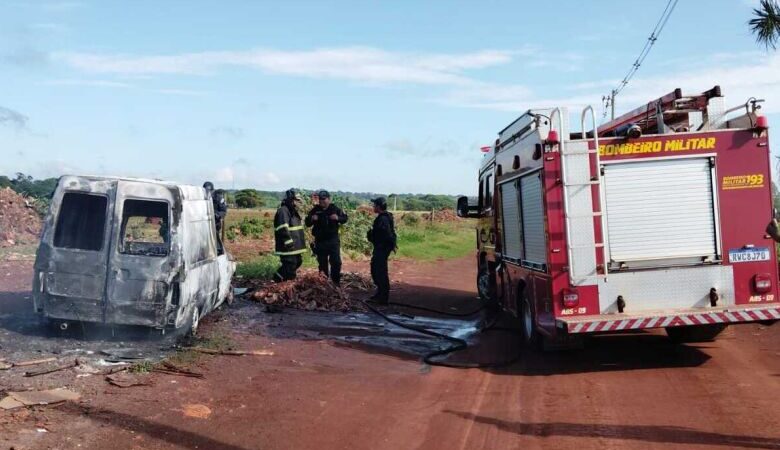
[750,0,780,49]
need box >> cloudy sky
[0,0,777,195]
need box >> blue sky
[0,0,777,195]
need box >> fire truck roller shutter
[500,180,523,262]
[520,172,547,268]
[603,157,718,267]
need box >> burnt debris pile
[0,188,43,247]
[249,271,373,312]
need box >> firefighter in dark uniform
[203,181,228,255]
[305,190,348,285]
[273,189,307,281]
[367,197,396,304]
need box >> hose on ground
[359,299,523,369]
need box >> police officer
[367,197,396,304]
[273,189,307,281]
[203,181,228,255]
[305,190,348,285]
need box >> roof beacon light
[546,129,559,145]
[755,115,768,130]
[480,146,492,153]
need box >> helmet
[284,189,302,203]
[371,197,387,208]
[318,189,331,199]
[203,181,214,191]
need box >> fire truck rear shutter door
[521,172,546,266]
[603,157,718,265]
[500,180,522,261]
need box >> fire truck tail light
[754,273,772,293]
[480,146,492,153]
[546,129,559,145]
[562,290,579,308]
[755,115,768,129]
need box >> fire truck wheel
[665,324,728,343]
[477,267,492,302]
[520,297,540,348]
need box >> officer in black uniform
[367,197,396,304]
[203,181,228,255]
[273,189,307,281]
[305,190,348,285]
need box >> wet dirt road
[2,256,780,449]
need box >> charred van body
[32,175,235,332]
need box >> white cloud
[44,79,133,88]
[55,47,516,86]
[30,23,70,33]
[0,106,29,131]
[444,51,780,119]
[208,162,281,189]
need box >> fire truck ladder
[553,106,609,286]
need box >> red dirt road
[2,256,780,449]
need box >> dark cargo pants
[275,254,303,282]
[315,238,342,285]
[370,247,391,300]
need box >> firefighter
[366,197,397,304]
[203,181,228,255]
[273,189,307,281]
[305,190,348,285]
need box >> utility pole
[611,89,616,121]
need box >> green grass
[394,222,474,261]
[236,252,317,280]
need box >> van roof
[60,174,207,201]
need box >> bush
[401,213,420,226]
[238,217,264,238]
[339,209,374,257]
[234,189,264,208]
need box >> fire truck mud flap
[557,304,780,334]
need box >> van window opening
[120,199,170,257]
[53,192,108,251]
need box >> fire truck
[457,86,779,347]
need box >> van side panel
[105,181,180,327]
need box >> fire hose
[358,299,524,369]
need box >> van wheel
[666,324,728,343]
[520,296,540,349]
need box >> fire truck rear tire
[520,297,541,349]
[665,324,728,343]
[477,266,492,302]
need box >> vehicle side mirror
[457,196,469,218]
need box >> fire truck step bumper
[557,304,780,334]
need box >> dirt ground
[1,255,780,449]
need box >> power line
[603,0,679,119]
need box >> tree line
[0,174,461,212]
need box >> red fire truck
[458,86,779,347]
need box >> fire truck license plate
[728,247,770,263]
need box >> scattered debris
[181,404,212,419]
[152,361,204,379]
[12,357,58,368]
[24,360,78,377]
[0,360,12,370]
[106,372,151,388]
[0,187,43,248]
[186,347,274,356]
[249,271,372,312]
[0,388,80,410]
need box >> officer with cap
[367,196,397,303]
[273,189,307,281]
[305,190,348,285]
[203,181,228,255]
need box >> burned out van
[32,175,235,333]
